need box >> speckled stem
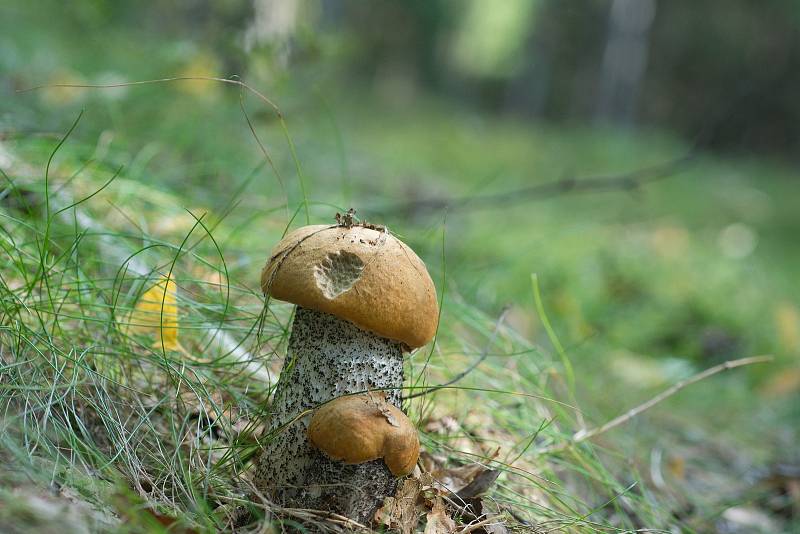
[254,306,405,523]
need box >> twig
[540,355,773,454]
[18,76,281,114]
[458,516,505,533]
[380,153,694,216]
[405,307,510,400]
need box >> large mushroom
[254,214,438,522]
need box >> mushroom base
[254,306,405,524]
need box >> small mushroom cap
[261,224,439,350]
[307,392,420,476]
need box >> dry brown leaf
[374,496,396,529]
[421,451,499,496]
[483,517,511,534]
[397,477,424,534]
[419,452,440,474]
[424,416,460,434]
[424,497,456,534]
[456,469,500,500]
[381,405,400,427]
[141,508,199,534]
[374,476,423,534]
[424,413,502,459]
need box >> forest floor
[1,12,799,532]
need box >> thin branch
[458,516,505,533]
[380,153,695,216]
[18,76,281,114]
[540,355,773,454]
[405,307,510,400]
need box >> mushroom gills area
[255,306,405,522]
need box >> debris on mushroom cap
[307,392,420,476]
[261,224,439,350]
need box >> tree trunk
[254,306,405,523]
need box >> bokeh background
[2,1,799,532]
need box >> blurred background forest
[1,1,799,533]
[7,0,800,154]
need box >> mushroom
[307,391,420,477]
[254,215,438,522]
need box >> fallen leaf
[113,492,198,534]
[424,416,460,434]
[667,455,686,481]
[424,497,456,534]
[775,302,800,352]
[374,496,396,528]
[422,451,500,496]
[433,463,485,494]
[140,508,198,534]
[128,276,181,351]
[456,470,500,500]
[759,366,800,398]
[398,478,424,534]
[381,405,400,427]
[374,476,423,534]
[484,518,511,534]
[419,452,441,474]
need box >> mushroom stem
[255,306,405,522]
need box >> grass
[0,101,660,532]
[1,12,799,531]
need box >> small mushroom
[254,219,438,522]
[308,392,420,477]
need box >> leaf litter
[375,444,510,533]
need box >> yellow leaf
[774,302,800,353]
[128,276,181,351]
[667,455,686,481]
[760,367,800,398]
[176,52,222,99]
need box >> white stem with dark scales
[255,306,405,522]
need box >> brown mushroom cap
[261,224,439,349]
[307,392,420,476]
